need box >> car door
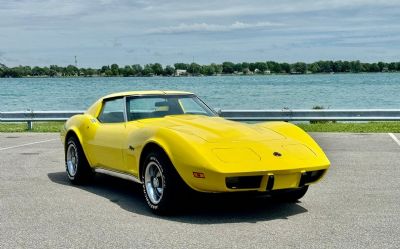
[87,97,127,172]
[122,96,170,177]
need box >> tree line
[1,60,400,78]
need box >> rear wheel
[272,186,309,202]
[142,151,185,214]
[65,136,93,184]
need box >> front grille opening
[226,176,262,189]
[300,170,326,186]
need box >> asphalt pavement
[1,132,400,249]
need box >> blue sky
[0,0,399,67]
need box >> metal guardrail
[0,111,83,130]
[1,109,400,130]
[220,109,400,121]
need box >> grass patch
[1,121,400,133]
[298,122,400,133]
[0,122,64,132]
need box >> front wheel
[65,136,93,184]
[141,151,185,214]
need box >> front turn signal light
[193,172,205,178]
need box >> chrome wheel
[144,161,164,205]
[66,143,78,177]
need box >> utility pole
[74,56,78,67]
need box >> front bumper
[183,166,328,193]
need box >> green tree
[388,62,396,71]
[122,65,134,77]
[50,65,62,76]
[105,70,113,76]
[369,63,380,72]
[151,63,163,75]
[333,61,343,72]
[292,62,307,74]
[280,63,291,73]
[0,64,4,77]
[111,64,119,76]
[396,62,400,71]
[85,68,96,77]
[163,65,175,76]
[48,69,57,77]
[249,63,256,72]
[316,61,333,73]
[266,61,281,73]
[65,65,79,76]
[100,65,110,74]
[42,67,50,76]
[211,63,223,74]
[131,64,143,75]
[241,62,250,72]
[254,62,267,73]
[342,61,350,72]
[350,60,362,73]
[188,63,201,75]
[377,62,386,72]
[174,63,189,70]
[222,61,235,74]
[201,65,215,76]
[308,63,321,73]
[32,66,45,76]
[233,63,242,72]
[142,64,154,76]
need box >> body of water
[0,73,399,111]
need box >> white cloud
[146,21,283,34]
[139,0,400,20]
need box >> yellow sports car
[61,91,330,213]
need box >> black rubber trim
[225,176,263,189]
[266,175,275,191]
[299,172,308,187]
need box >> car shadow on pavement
[48,171,308,224]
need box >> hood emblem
[273,152,282,157]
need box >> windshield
[126,95,216,121]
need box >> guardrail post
[27,121,33,130]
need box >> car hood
[136,115,328,170]
[160,115,286,142]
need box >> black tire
[65,136,93,184]
[141,150,186,214]
[272,186,309,202]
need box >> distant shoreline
[1,60,399,78]
[1,72,400,79]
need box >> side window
[127,97,167,121]
[98,98,125,123]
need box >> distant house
[175,69,187,76]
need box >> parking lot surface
[1,132,400,248]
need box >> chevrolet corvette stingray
[61,91,330,213]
